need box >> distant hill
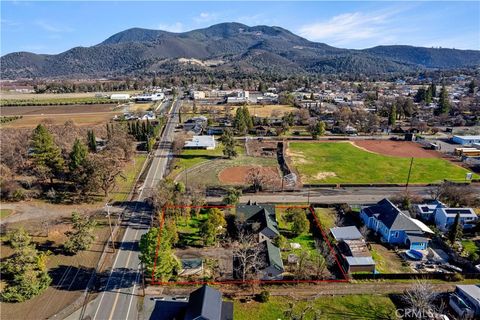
[2,22,479,79]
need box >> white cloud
[35,20,73,33]
[194,12,220,23]
[298,8,410,47]
[157,22,184,33]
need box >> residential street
[207,185,480,204]
[66,98,182,320]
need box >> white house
[184,135,216,150]
[110,93,130,100]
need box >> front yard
[234,294,397,320]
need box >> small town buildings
[360,199,434,250]
[135,92,164,102]
[434,207,478,231]
[110,93,130,100]
[449,285,480,319]
[183,116,208,134]
[184,136,216,150]
[452,135,480,146]
[414,200,446,222]
[151,285,233,320]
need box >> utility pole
[105,202,115,252]
[405,157,414,192]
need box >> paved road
[207,185,480,204]
[68,98,182,320]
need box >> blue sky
[1,1,479,55]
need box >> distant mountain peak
[2,22,479,79]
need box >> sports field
[288,141,476,184]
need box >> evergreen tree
[220,128,237,158]
[69,139,88,172]
[389,104,397,126]
[1,228,51,302]
[448,213,463,244]
[468,80,476,94]
[31,124,64,183]
[139,227,180,281]
[436,85,450,115]
[63,212,97,254]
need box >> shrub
[256,290,270,303]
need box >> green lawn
[289,142,476,184]
[461,240,479,257]
[169,144,227,179]
[111,154,147,202]
[276,208,317,257]
[0,209,13,219]
[177,213,208,246]
[314,208,337,229]
[171,143,278,187]
[234,295,397,320]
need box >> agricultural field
[0,103,122,128]
[288,141,476,184]
[233,294,397,320]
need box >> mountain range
[2,22,480,79]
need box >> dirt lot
[0,104,116,116]
[353,140,442,158]
[218,166,281,186]
[246,139,278,158]
[1,113,118,128]
[233,104,296,118]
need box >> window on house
[392,231,399,238]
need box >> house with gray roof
[360,199,434,250]
[151,285,233,320]
[434,207,478,231]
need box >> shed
[345,256,376,273]
[330,226,362,241]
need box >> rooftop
[330,226,363,241]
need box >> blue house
[360,199,434,250]
[434,207,478,231]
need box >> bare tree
[359,225,370,240]
[429,182,477,207]
[402,280,444,319]
[91,151,124,197]
[246,167,271,192]
[232,228,266,282]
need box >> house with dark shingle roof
[236,203,279,242]
[258,240,285,279]
[151,285,233,320]
[360,199,434,250]
[235,202,285,279]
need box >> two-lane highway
[68,98,182,320]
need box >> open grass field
[231,104,297,117]
[0,91,140,100]
[110,154,147,202]
[0,112,117,128]
[288,141,476,184]
[314,208,337,229]
[233,294,397,320]
[0,208,13,219]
